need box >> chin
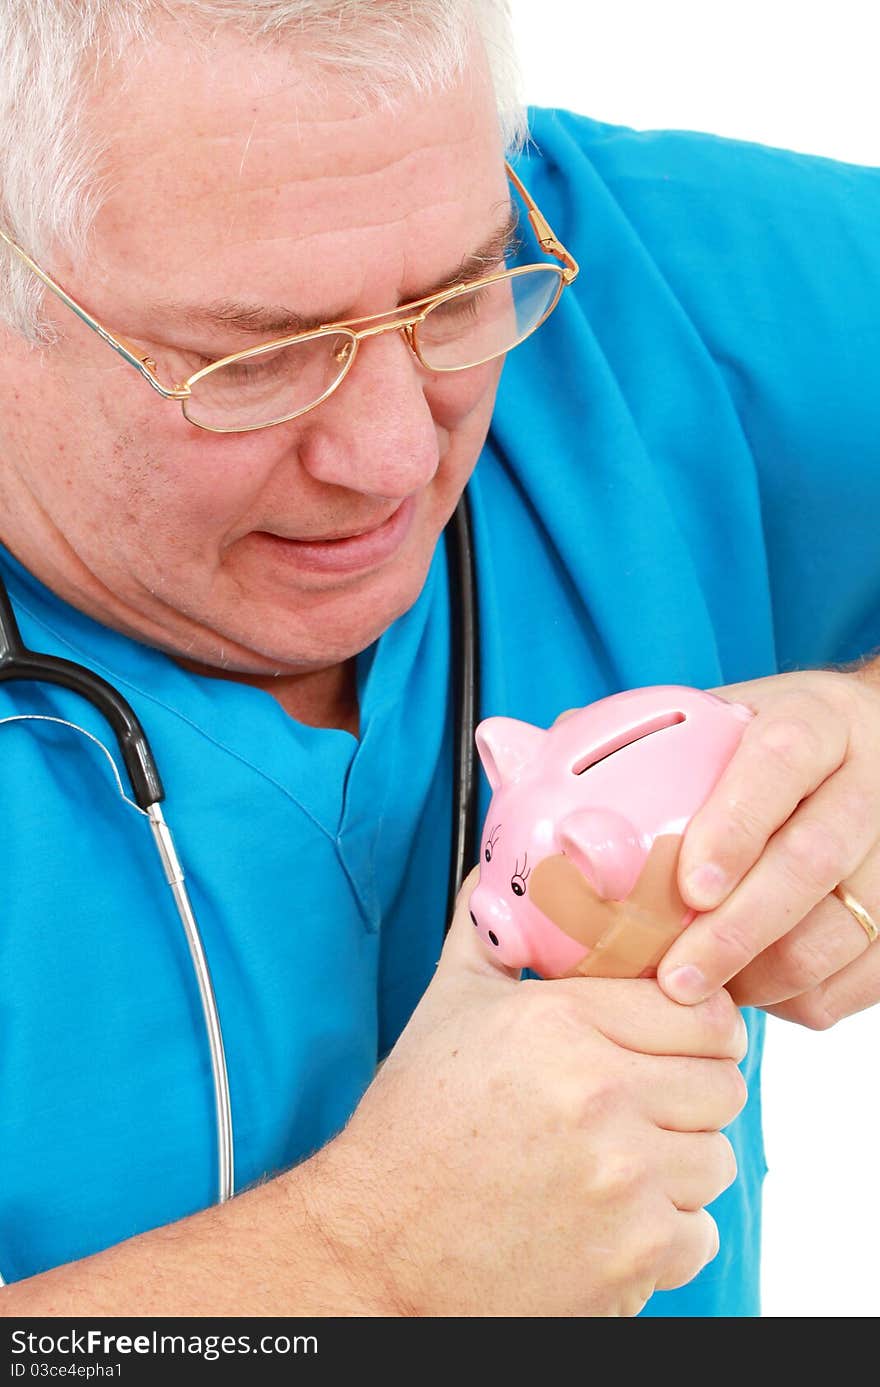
[229,546,436,670]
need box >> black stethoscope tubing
[0,495,478,1272]
[0,493,479,919]
[0,573,165,808]
[444,490,481,928]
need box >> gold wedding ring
[834,884,880,944]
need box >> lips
[247,494,417,576]
[277,506,402,544]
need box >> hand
[657,668,880,1027]
[310,869,747,1318]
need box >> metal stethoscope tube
[0,492,479,1285]
[0,569,236,1286]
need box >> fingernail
[685,863,728,909]
[662,964,708,1004]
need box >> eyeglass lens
[183,265,563,431]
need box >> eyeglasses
[0,163,578,434]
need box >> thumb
[438,864,522,982]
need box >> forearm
[0,1146,390,1318]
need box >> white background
[508,0,880,1318]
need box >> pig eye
[484,824,501,863]
[510,853,530,897]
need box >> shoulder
[516,107,880,288]
[513,106,880,367]
[519,105,880,200]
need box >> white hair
[0,1,527,339]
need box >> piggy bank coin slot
[572,710,686,777]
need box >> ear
[556,807,643,900]
[475,716,548,793]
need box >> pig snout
[468,885,530,968]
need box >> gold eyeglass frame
[0,162,579,435]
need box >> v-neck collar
[0,537,450,846]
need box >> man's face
[0,23,509,674]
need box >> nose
[296,328,440,500]
[470,909,499,946]
[468,886,529,968]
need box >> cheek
[424,359,502,433]
[108,424,292,545]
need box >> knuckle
[705,913,757,968]
[759,714,823,771]
[595,1151,645,1203]
[724,792,770,848]
[830,780,876,830]
[780,819,847,894]
[714,1133,739,1193]
[696,989,745,1052]
[519,980,581,1037]
[625,1220,676,1284]
[719,1059,749,1124]
[776,930,838,994]
[785,987,839,1032]
[704,1212,722,1265]
[657,1212,717,1290]
[537,1056,629,1132]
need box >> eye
[510,852,530,897]
[429,285,492,324]
[484,824,501,863]
[219,355,290,386]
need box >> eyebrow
[151,206,521,340]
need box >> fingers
[661,673,880,1005]
[661,761,877,1003]
[618,1051,748,1132]
[763,940,880,1029]
[654,1129,738,1211]
[727,853,880,1008]
[655,1209,720,1292]
[551,977,748,1061]
[677,688,849,911]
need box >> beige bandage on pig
[529,834,689,978]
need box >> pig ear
[475,717,547,792]
[557,807,643,901]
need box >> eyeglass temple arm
[504,162,580,283]
[0,228,190,401]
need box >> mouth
[250,495,417,576]
[278,507,404,543]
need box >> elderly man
[0,0,878,1318]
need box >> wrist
[282,1133,413,1317]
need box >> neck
[175,654,361,737]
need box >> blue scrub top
[2,108,879,1316]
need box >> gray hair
[0,1,526,339]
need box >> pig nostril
[488,931,499,946]
[470,911,478,927]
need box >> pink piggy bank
[469,685,754,979]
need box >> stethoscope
[0,493,479,1245]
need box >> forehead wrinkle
[143,201,518,339]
